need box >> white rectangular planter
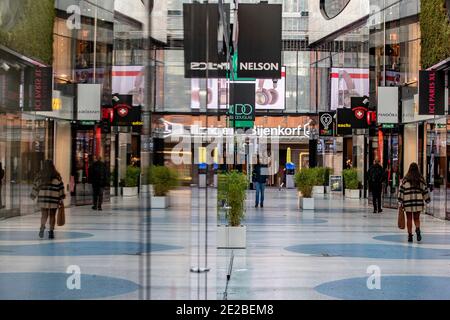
[312,186,325,195]
[299,197,315,210]
[217,225,247,249]
[345,189,360,199]
[151,196,168,209]
[110,187,116,196]
[123,187,138,197]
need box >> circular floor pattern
[0,231,93,241]
[0,273,139,300]
[315,276,450,300]
[0,241,182,256]
[374,234,450,245]
[285,243,450,259]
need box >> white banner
[377,87,399,124]
[77,84,101,121]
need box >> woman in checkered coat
[398,163,430,243]
[31,160,65,239]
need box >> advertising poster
[331,68,369,110]
[191,67,286,110]
[112,66,145,106]
[330,175,343,192]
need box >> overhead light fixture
[1,62,10,72]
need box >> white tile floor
[0,187,450,300]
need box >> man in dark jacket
[368,158,385,213]
[252,158,268,208]
[89,156,109,211]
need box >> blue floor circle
[316,276,450,300]
[285,243,450,259]
[0,273,140,300]
[374,234,450,245]
[0,231,93,241]
[0,241,182,256]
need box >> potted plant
[150,166,179,209]
[110,168,117,196]
[312,167,326,195]
[217,171,248,249]
[343,168,360,199]
[295,167,316,210]
[123,166,140,197]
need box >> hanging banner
[336,108,352,136]
[77,84,101,120]
[319,111,335,137]
[112,94,142,126]
[377,86,399,124]
[237,4,282,79]
[419,70,445,115]
[350,96,369,129]
[183,3,230,78]
[228,82,256,128]
[32,67,53,112]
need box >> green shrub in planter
[217,171,248,227]
[314,167,326,186]
[294,168,316,198]
[125,166,140,187]
[150,166,179,197]
[343,168,359,190]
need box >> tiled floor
[1,187,450,300]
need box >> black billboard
[112,95,142,126]
[237,4,282,79]
[419,70,445,115]
[350,97,369,129]
[319,111,335,137]
[228,82,256,125]
[183,3,230,78]
[336,108,352,136]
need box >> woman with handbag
[31,160,66,239]
[398,163,430,243]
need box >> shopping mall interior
[2,0,450,302]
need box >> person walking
[88,156,109,211]
[252,158,268,208]
[398,163,430,243]
[368,158,385,213]
[30,160,65,239]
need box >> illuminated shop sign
[319,111,335,137]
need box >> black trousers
[372,185,382,212]
[93,186,104,209]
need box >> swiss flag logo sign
[116,105,130,117]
